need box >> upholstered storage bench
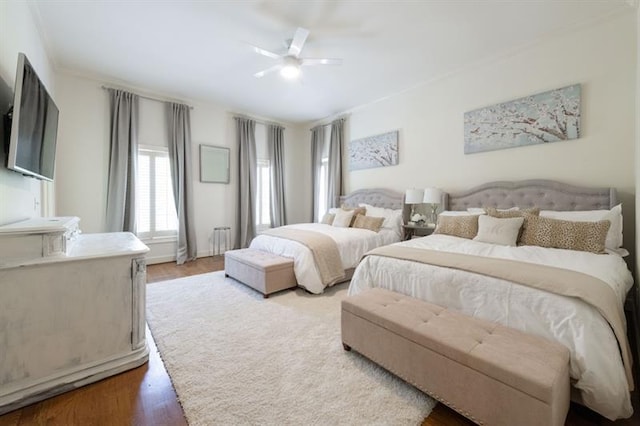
[224,248,297,297]
[341,288,570,426]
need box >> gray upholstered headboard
[339,188,404,210]
[447,180,617,211]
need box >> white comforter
[348,234,634,420]
[250,223,399,294]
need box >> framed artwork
[200,144,230,183]
[349,130,399,171]
[464,84,581,154]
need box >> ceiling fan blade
[288,27,309,57]
[252,45,282,59]
[301,58,343,66]
[254,64,283,78]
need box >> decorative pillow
[340,206,367,226]
[332,209,355,228]
[352,214,385,233]
[485,207,540,218]
[358,203,403,237]
[467,207,518,214]
[539,204,624,254]
[320,213,335,225]
[434,215,479,239]
[473,215,524,246]
[519,215,610,254]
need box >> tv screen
[7,53,59,181]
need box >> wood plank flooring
[0,255,637,425]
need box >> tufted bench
[225,249,297,297]
[341,288,570,426]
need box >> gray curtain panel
[267,124,286,228]
[106,89,138,232]
[310,125,325,223]
[236,117,257,248]
[327,118,345,209]
[167,103,197,264]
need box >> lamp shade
[423,187,443,204]
[405,188,424,204]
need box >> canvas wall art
[464,84,581,154]
[349,130,399,171]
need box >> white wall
[344,12,637,254]
[0,2,55,225]
[54,72,309,263]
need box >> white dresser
[0,217,150,414]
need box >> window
[136,146,178,239]
[317,157,328,219]
[256,159,271,231]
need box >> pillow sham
[434,215,479,239]
[332,209,355,228]
[359,203,402,227]
[473,215,524,246]
[519,215,610,254]
[485,207,540,218]
[539,204,623,254]
[320,213,335,225]
[352,214,385,233]
[438,210,483,217]
[467,207,519,214]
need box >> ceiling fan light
[280,64,300,79]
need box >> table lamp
[405,188,424,221]
[423,187,443,225]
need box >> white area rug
[146,271,436,425]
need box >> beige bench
[341,288,570,426]
[224,249,297,297]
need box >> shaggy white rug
[146,272,436,425]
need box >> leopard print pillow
[434,215,479,239]
[352,214,385,232]
[485,207,540,218]
[520,215,611,254]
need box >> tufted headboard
[447,180,617,211]
[339,188,404,210]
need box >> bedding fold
[263,228,345,286]
[363,245,634,391]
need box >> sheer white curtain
[105,89,138,232]
[310,125,326,223]
[167,102,197,264]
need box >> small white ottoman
[225,249,297,297]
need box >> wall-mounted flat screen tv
[6,52,59,181]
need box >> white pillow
[439,210,483,217]
[332,209,355,228]
[359,203,403,237]
[473,215,524,246]
[467,207,519,214]
[539,204,625,255]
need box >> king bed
[348,180,634,420]
[250,188,404,294]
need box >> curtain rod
[101,85,194,110]
[233,115,284,129]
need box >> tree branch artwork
[464,84,581,154]
[349,130,399,171]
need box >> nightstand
[402,223,435,240]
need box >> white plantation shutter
[136,146,178,238]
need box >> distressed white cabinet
[0,219,149,414]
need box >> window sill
[137,235,178,245]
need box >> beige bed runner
[364,245,634,390]
[263,228,345,286]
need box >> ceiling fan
[252,27,342,79]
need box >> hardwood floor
[0,255,637,425]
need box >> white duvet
[250,223,399,294]
[348,234,634,420]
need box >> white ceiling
[32,1,632,124]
